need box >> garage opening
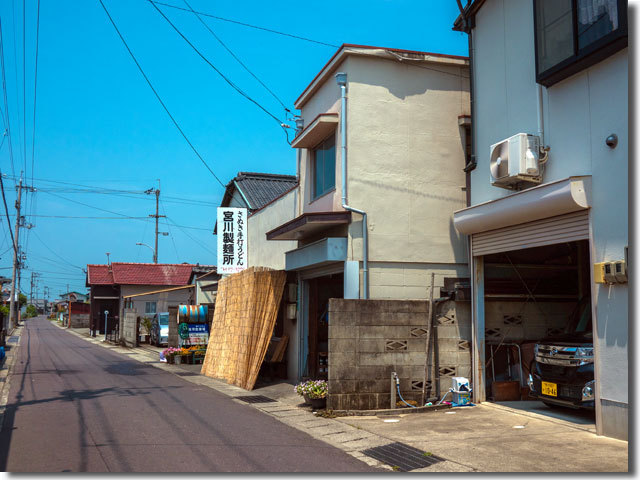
[482,239,595,425]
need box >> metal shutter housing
[471,209,589,256]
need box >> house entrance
[307,272,344,379]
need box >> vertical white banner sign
[217,207,248,274]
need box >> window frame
[311,133,336,200]
[533,0,627,87]
[144,301,157,314]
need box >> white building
[453,0,627,440]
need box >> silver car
[150,312,169,346]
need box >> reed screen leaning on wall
[200,267,287,390]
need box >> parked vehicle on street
[528,297,594,409]
[150,312,170,346]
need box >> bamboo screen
[200,267,286,390]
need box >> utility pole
[8,179,22,331]
[146,180,166,264]
[9,176,35,330]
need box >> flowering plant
[161,347,181,359]
[294,380,328,399]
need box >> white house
[453,0,627,440]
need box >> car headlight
[527,374,535,391]
[576,347,593,358]
[582,380,595,401]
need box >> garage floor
[494,400,595,431]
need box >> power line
[149,1,338,48]
[180,0,288,111]
[22,0,26,175]
[97,0,226,188]
[165,216,216,256]
[148,1,290,137]
[0,17,16,179]
[0,170,16,254]
[31,230,84,270]
[30,0,41,188]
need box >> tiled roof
[223,172,297,211]
[86,263,195,286]
[87,264,114,285]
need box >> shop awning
[266,211,351,241]
[291,113,339,149]
[453,176,591,235]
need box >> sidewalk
[51,323,629,472]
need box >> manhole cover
[235,395,276,404]
[7,336,19,344]
[362,442,444,471]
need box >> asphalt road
[0,317,376,473]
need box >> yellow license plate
[541,381,557,397]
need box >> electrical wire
[0,17,16,179]
[31,230,84,270]
[22,0,26,175]
[30,0,41,188]
[180,0,288,112]
[0,170,16,254]
[149,1,338,48]
[165,216,216,256]
[160,198,180,261]
[97,0,226,188]
[11,0,23,171]
[148,1,290,135]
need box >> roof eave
[294,44,469,110]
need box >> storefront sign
[186,323,209,345]
[217,207,248,274]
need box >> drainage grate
[362,442,444,472]
[174,371,201,377]
[7,336,18,343]
[235,395,276,404]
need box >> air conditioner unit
[489,133,542,189]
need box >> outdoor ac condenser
[489,133,542,189]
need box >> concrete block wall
[484,301,575,342]
[327,298,471,411]
[69,313,90,329]
[122,309,137,348]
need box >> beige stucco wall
[196,280,216,304]
[119,284,194,321]
[290,53,471,299]
[368,262,469,300]
[345,55,470,267]
[248,188,299,269]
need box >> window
[145,302,156,314]
[534,0,627,87]
[312,134,336,199]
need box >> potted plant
[161,347,181,364]
[141,317,153,344]
[295,380,328,409]
[294,382,312,405]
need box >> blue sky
[0,0,469,298]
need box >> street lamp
[136,242,155,263]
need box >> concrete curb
[332,403,452,416]
[0,323,24,433]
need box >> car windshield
[565,297,592,335]
[158,313,169,326]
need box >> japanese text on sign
[217,207,248,274]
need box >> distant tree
[25,304,37,318]
[18,293,27,307]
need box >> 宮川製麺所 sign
[217,207,248,274]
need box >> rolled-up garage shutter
[471,209,590,256]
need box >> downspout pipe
[336,72,369,299]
